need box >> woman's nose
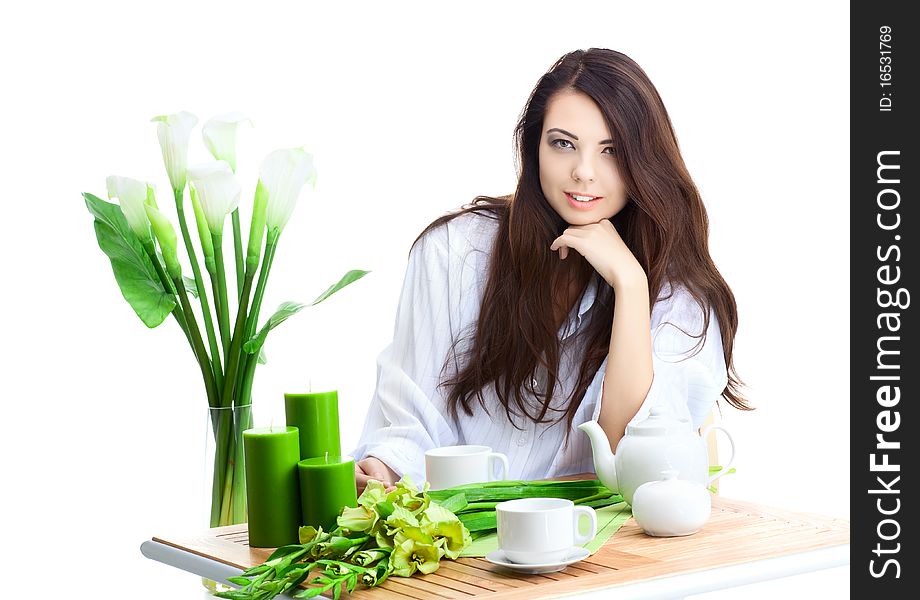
[572,155,597,183]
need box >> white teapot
[578,406,735,505]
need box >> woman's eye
[603,146,617,155]
[550,138,574,150]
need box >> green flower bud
[144,204,181,280]
[189,184,216,273]
[246,179,268,274]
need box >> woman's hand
[355,456,400,495]
[550,219,647,289]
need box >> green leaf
[436,493,468,514]
[243,301,306,354]
[184,275,199,299]
[84,192,176,327]
[258,346,267,365]
[295,586,327,599]
[225,576,253,586]
[310,269,370,306]
[346,573,357,594]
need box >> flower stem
[213,270,256,519]
[245,229,280,342]
[173,186,222,389]
[229,403,251,524]
[212,232,231,360]
[218,433,235,523]
[207,276,225,392]
[222,272,255,409]
[235,230,280,398]
[238,349,258,414]
[232,209,244,299]
[170,274,218,408]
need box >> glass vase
[201,403,253,594]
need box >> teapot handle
[701,425,736,484]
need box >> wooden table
[141,496,850,599]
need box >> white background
[0,1,849,598]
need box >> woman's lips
[565,192,602,210]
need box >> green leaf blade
[243,301,306,355]
[310,269,370,306]
[84,192,176,327]
[184,275,199,298]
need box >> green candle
[298,454,358,531]
[284,391,341,459]
[243,426,302,548]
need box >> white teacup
[424,445,509,491]
[496,498,597,564]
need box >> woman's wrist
[610,269,648,294]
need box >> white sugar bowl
[631,469,711,537]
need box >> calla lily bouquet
[84,111,368,528]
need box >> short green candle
[285,391,341,460]
[243,426,302,548]
[298,454,358,531]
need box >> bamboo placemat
[152,497,849,599]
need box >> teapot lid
[626,406,693,437]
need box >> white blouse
[351,211,728,484]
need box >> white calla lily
[188,160,242,235]
[106,175,151,241]
[202,112,251,172]
[261,148,317,234]
[151,111,198,193]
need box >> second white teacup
[496,497,597,564]
[425,445,509,490]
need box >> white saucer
[484,546,591,574]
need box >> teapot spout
[578,420,619,494]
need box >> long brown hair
[414,48,750,438]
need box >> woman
[352,48,749,493]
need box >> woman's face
[538,90,629,225]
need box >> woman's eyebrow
[546,127,615,145]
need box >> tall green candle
[284,391,341,459]
[243,426,301,548]
[298,454,358,531]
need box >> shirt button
[517,437,527,446]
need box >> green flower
[357,480,389,510]
[390,529,443,577]
[311,535,369,560]
[385,504,420,533]
[351,548,390,567]
[385,475,429,515]
[337,504,377,534]
[360,556,390,587]
[298,525,326,545]
[421,503,471,560]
